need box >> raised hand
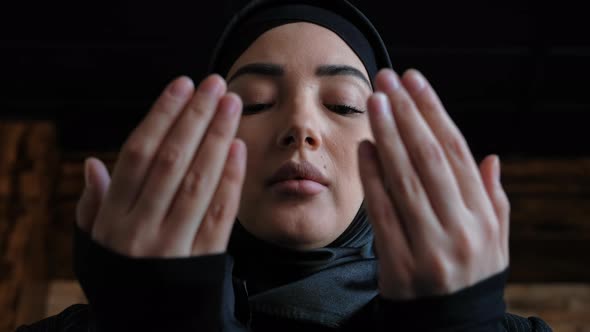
[358,68,510,299]
[75,74,247,257]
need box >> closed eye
[242,103,273,114]
[326,104,365,115]
[242,103,365,116]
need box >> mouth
[266,160,330,196]
[269,179,327,196]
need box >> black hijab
[209,0,393,328]
[209,0,392,82]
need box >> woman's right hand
[75,74,247,257]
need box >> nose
[279,132,319,150]
[276,98,322,151]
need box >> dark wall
[1,1,589,156]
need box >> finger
[130,75,227,225]
[373,69,463,230]
[358,140,412,261]
[366,91,444,248]
[401,69,494,217]
[104,76,196,215]
[165,93,242,249]
[479,155,510,259]
[76,157,111,233]
[192,139,247,255]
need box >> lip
[266,160,330,195]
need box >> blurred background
[1,0,589,331]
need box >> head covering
[209,0,392,328]
[209,0,392,85]
[228,202,377,328]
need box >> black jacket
[15,228,552,332]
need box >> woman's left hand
[358,68,510,300]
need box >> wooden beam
[0,122,58,332]
[502,157,590,282]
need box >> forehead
[226,22,368,79]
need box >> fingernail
[169,76,193,97]
[231,139,245,163]
[374,92,391,118]
[382,70,400,91]
[222,94,240,117]
[199,75,224,96]
[407,70,426,92]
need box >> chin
[237,192,354,249]
[250,209,340,250]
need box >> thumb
[76,157,111,233]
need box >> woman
[17,0,552,331]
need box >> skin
[226,22,374,249]
[76,22,510,299]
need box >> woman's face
[226,22,374,249]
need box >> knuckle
[482,218,501,242]
[420,94,439,113]
[453,228,476,264]
[154,102,179,118]
[208,119,230,139]
[123,231,149,257]
[394,98,414,113]
[414,141,444,165]
[156,144,184,170]
[223,162,240,183]
[207,202,226,222]
[446,135,470,162]
[425,254,450,292]
[379,138,398,156]
[123,140,151,162]
[181,169,206,196]
[185,102,208,118]
[396,173,422,198]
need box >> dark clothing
[15,227,552,332]
[12,2,554,331]
[208,0,392,79]
[15,304,552,332]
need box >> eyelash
[242,103,272,114]
[242,103,365,115]
[327,104,365,115]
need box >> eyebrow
[316,65,371,89]
[227,63,371,89]
[227,63,284,83]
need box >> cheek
[237,121,268,182]
[329,139,359,178]
[333,129,372,182]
